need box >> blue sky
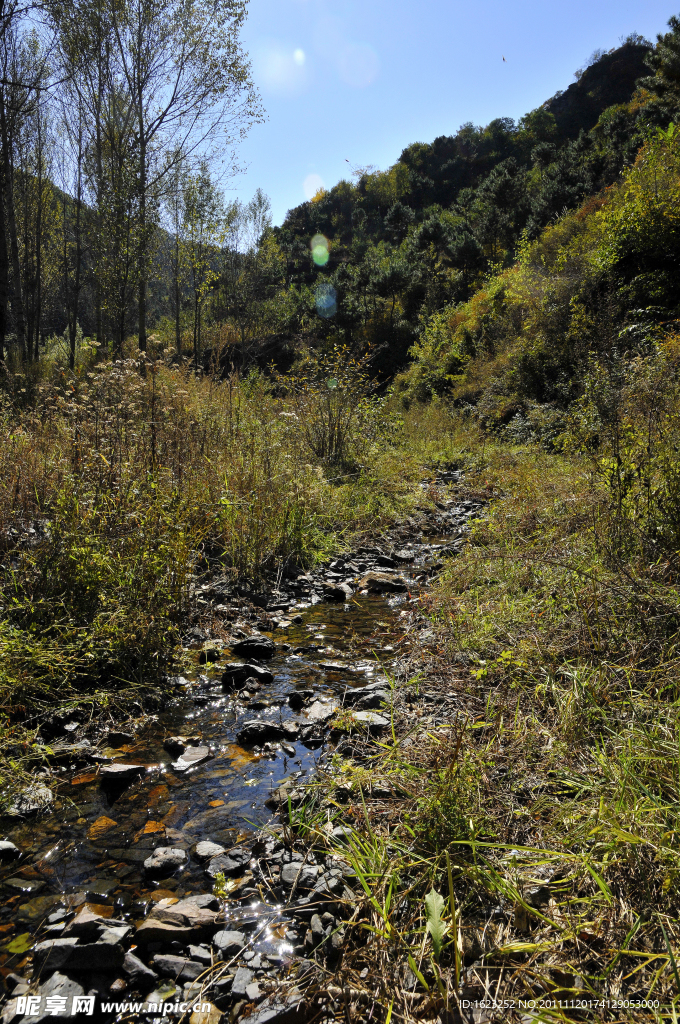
[228,0,678,226]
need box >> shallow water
[0,517,470,976]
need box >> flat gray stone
[280,862,320,888]
[194,840,226,861]
[231,966,254,999]
[304,701,337,723]
[212,929,246,956]
[353,711,389,729]
[171,746,211,771]
[123,950,158,984]
[143,847,187,877]
[152,954,205,981]
[206,846,251,877]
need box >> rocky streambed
[0,475,485,1024]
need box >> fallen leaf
[4,933,33,955]
[208,799,224,807]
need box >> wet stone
[280,862,320,888]
[122,951,158,984]
[206,846,251,876]
[194,840,225,861]
[357,572,408,593]
[143,847,187,877]
[7,784,53,816]
[237,720,284,744]
[212,930,246,956]
[152,955,205,981]
[172,746,211,771]
[287,690,313,710]
[222,663,273,688]
[231,966,254,999]
[163,736,187,755]
[0,840,20,860]
[231,636,276,660]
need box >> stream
[0,483,482,1019]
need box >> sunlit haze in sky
[229,0,679,226]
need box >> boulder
[304,701,337,723]
[163,736,187,756]
[0,841,20,861]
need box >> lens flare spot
[293,48,305,65]
[310,233,330,266]
[303,173,324,200]
[338,42,379,88]
[315,282,337,318]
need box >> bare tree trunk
[138,127,147,352]
[1,88,26,359]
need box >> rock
[3,878,44,894]
[237,720,284,744]
[245,982,263,1003]
[31,972,85,1024]
[64,906,129,937]
[33,933,125,972]
[0,841,20,861]
[304,700,337,723]
[171,746,211,771]
[198,647,222,664]
[99,763,146,783]
[205,846,251,877]
[342,683,390,710]
[212,929,246,956]
[188,944,212,965]
[194,841,226,861]
[231,966,254,999]
[134,920,196,946]
[143,847,187,877]
[353,711,389,730]
[280,862,320,888]
[231,635,276,660]
[322,585,347,602]
[106,730,134,747]
[238,1002,303,1024]
[7,784,53,816]
[184,894,220,911]
[190,1002,222,1024]
[152,955,205,981]
[264,785,303,810]
[357,572,408,593]
[15,895,62,925]
[288,689,313,710]
[281,743,296,757]
[122,951,158,985]
[222,663,273,688]
[163,736,187,755]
